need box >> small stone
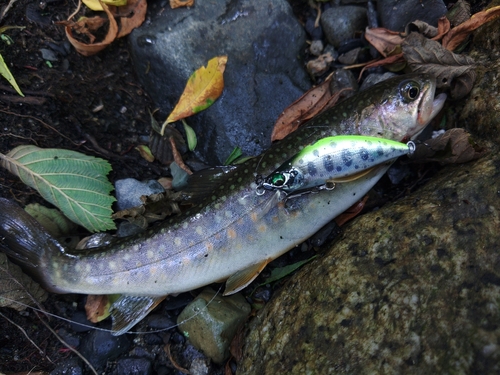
[359,72,397,91]
[377,0,447,32]
[309,39,324,56]
[40,48,58,62]
[115,178,165,211]
[50,358,83,375]
[114,357,153,375]
[321,6,367,48]
[177,287,251,364]
[306,52,334,77]
[79,330,131,370]
[329,69,358,99]
[337,47,362,65]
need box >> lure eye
[400,81,420,102]
[270,173,286,187]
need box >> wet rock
[69,310,95,333]
[378,0,447,32]
[129,0,310,165]
[329,69,358,99]
[177,287,251,364]
[309,39,324,56]
[114,357,153,375]
[239,148,500,374]
[50,358,82,375]
[79,330,131,371]
[115,178,165,211]
[321,6,367,48]
[359,72,397,91]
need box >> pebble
[377,0,447,31]
[114,178,165,211]
[50,358,83,375]
[79,330,131,370]
[114,357,153,375]
[321,6,367,48]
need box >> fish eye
[400,81,420,102]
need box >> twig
[164,342,190,374]
[0,0,19,22]
[0,311,53,363]
[169,136,192,175]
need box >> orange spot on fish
[258,224,267,232]
[227,228,237,239]
[250,212,259,222]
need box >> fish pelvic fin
[109,295,166,335]
[0,198,64,289]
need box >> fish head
[358,73,447,142]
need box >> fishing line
[0,284,223,335]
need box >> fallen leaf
[306,52,335,76]
[111,0,148,38]
[83,0,127,11]
[169,137,192,175]
[61,2,118,56]
[358,53,405,79]
[170,0,194,9]
[0,253,47,311]
[446,0,471,27]
[364,27,404,57]
[149,124,187,165]
[24,203,78,238]
[402,32,476,99]
[162,56,228,135]
[407,17,451,40]
[334,195,369,226]
[85,294,111,323]
[0,52,24,96]
[135,144,155,162]
[442,5,500,51]
[182,119,197,151]
[408,128,487,165]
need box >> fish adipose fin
[224,259,271,296]
[109,295,166,335]
[0,198,63,287]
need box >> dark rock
[79,330,131,370]
[129,0,310,165]
[114,357,153,375]
[321,6,367,48]
[377,0,447,32]
[69,310,95,333]
[50,358,82,375]
[56,328,80,349]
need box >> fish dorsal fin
[180,165,239,203]
[224,260,271,296]
[109,295,166,335]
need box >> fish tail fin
[0,198,62,287]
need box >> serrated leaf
[182,120,197,151]
[0,253,47,311]
[0,146,116,232]
[161,56,228,135]
[24,203,79,238]
[0,52,24,97]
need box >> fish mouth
[417,83,447,127]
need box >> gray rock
[378,0,447,32]
[129,0,310,165]
[359,72,397,91]
[177,287,251,364]
[114,178,165,211]
[79,330,131,371]
[321,6,367,48]
[239,19,500,374]
[239,148,500,374]
[50,358,82,375]
[114,357,153,375]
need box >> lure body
[261,135,415,193]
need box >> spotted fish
[260,135,416,194]
[0,74,446,334]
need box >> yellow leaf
[82,0,128,11]
[0,53,24,97]
[161,55,228,135]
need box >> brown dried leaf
[402,32,476,99]
[407,17,451,40]
[0,253,47,311]
[62,2,119,56]
[446,0,471,27]
[334,196,368,227]
[443,5,500,51]
[364,27,404,57]
[149,124,186,165]
[110,0,147,38]
[271,80,331,142]
[409,128,487,165]
[85,294,110,323]
[170,0,194,9]
[358,53,405,78]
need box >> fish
[0,74,446,334]
[259,135,416,194]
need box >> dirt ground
[0,0,160,372]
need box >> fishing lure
[259,135,415,194]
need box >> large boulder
[129,0,310,164]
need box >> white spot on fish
[123,253,131,261]
[109,261,116,270]
[174,237,182,246]
[196,226,203,235]
[86,264,92,273]
[182,222,188,229]
[147,250,154,259]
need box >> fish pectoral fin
[180,165,239,203]
[329,166,377,183]
[109,295,166,336]
[224,260,271,296]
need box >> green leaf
[224,147,242,165]
[261,256,317,286]
[182,119,197,151]
[0,146,116,232]
[0,52,24,97]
